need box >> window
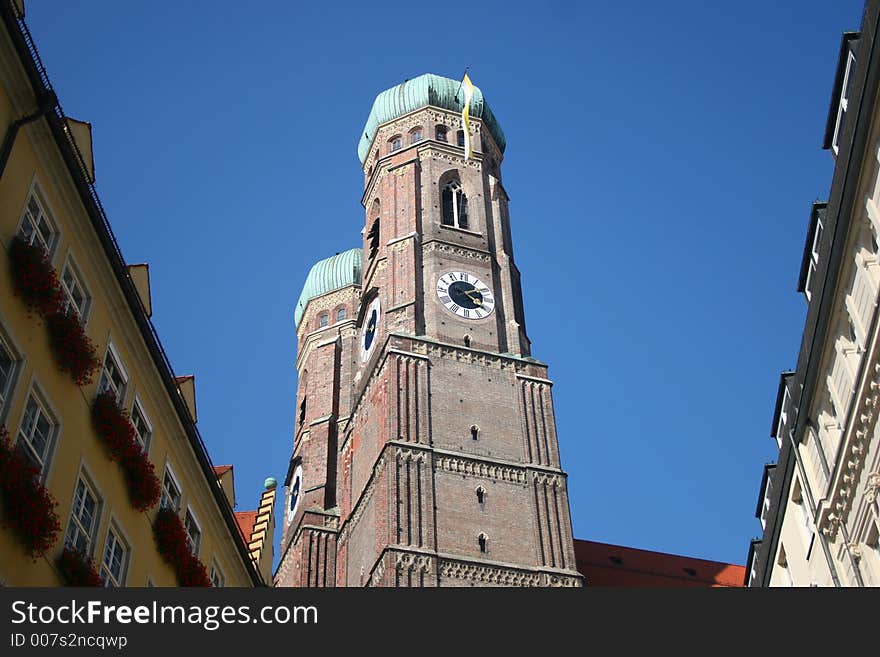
[367,218,380,261]
[17,393,56,477]
[60,260,90,320]
[160,466,182,513]
[210,562,225,587]
[805,218,824,300]
[832,52,856,155]
[471,425,479,441]
[457,130,465,147]
[436,126,447,142]
[476,487,485,505]
[410,128,422,144]
[299,396,306,427]
[760,488,771,530]
[184,508,201,556]
[390,136,402,152]
[100,525,129,587]
[131,399,152,452]
[336,308,347,322]
[441,180,469,230]
[775,386,790,450]
[0,334,20,422]
[18,190,57,256]
[65,477,100,554]
[98,345,128,403]
[319,314,329,328]
[478,533,488,554]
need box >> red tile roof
[574,539,746,587]
[213,465,233,478]
[234,511,257,543]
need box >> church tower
[275,74,582,587]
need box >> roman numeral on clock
[440,295,452,304]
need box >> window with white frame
[130,399,152,453]
[760,488,771,530]
[210,562,225,587]
[184,508,201,556]
[16,392,56,478]
[100,525,129,587]
[160,466,182,513]
[0,333,20,422]
[775,386,790,450]
[60,259,90,320]
[65,476,100,554]
[18,191,57,256]
[441,180,469,230]
[832,52,856,155]
[805,218,823,300]
[98,345,128,403]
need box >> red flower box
[91,390,161,512]
[0,426,61,558]
[8,235,63,317]
[153,507,212,587]
[57,546,103,586]
[46,309,99,386]
[8,236,99,387]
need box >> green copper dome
[358,73,506,164]
[294,248,362,328]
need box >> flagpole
[455,67,470,105]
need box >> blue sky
[22,0,866,568]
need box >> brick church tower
[275,74,582,587]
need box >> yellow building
[0,1,269,587]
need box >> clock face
[287,464,303,523]
[360,296,381,361]
[436,271,495,320]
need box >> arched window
[436,125,447,142]
[367,218,380,261]
[319,313,329,328]
[457,130,465,147]
[476,487,485,505]
[410,127,422,144]
[478,533,488,553]
[390,136,402,152]
[463,335,471,348]
[470,425,479,441]
[441,180,469,229]
[336,308,347,322]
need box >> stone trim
[422,239,491,262]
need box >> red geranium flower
[0,426,61,558]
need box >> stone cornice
[819,353,880,539]
[422,239,491,262]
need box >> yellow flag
[461,73,474,160]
